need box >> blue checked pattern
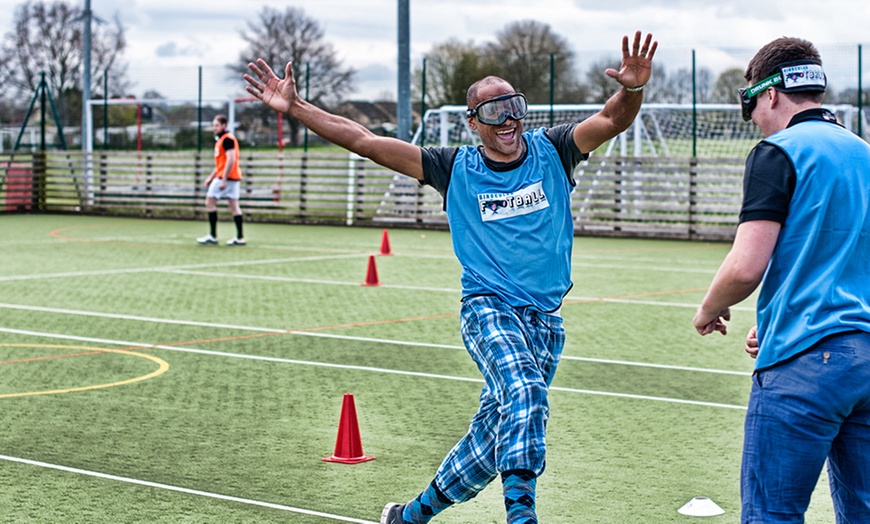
[434,295,565,503]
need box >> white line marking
[159,269,462,293]
[0,253,367,282]
[572,262,718,274]
[0,303,750,375]
[548,386,745,410]
[0,327,747,410]
[562,355,750,376]
[0,303,282,332]
[568,296,756,312]
[0,454,377,524]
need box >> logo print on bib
[478,181,549,222]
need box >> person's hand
[605,31,657,90]
[219,179,227,190]
[744,325,759,358]
[693,306,730,336]
[245,59,298,114]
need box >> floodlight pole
[81,0,92,151]
[81,0,94,205]
[397,0,411,142]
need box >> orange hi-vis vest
[214,132,242,180]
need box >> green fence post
[692,50,697,158]
[197,66,203,152]
[103,70,108,150]
[549,53,555,128]
[32,151,46,211]
[859,44,863,139]
[304,63,310,153]
[420,57,427,146]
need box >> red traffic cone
[362,255,380,286]
[379,229,392,256]
[323,393,375,464]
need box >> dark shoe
[380,502,405,524]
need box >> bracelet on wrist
[625,84,645,92]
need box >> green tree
[831,87,870,106]
[415,39,494,107]
[229,6,355,147]
[712,67,746,103]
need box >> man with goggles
[695,37,870,523]
[245,30,657,524]
[465,92,528,126]
[738,59,826,122]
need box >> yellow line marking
[0,344,169,399]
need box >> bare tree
[230,6,355,146]
[484,20,580,104]
[0,0,127,106]
[645,66,714,104]
[584,57,621,104]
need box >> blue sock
[502,469,537,524]
[402,480,453,524]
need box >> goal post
[84,97,247,154]
[412,102,864,158]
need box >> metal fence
[1,43,866,153]
[2,42,866,242]
[1,150,744,241]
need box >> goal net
[412,102,864,159]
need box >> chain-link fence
[1,43,867,153]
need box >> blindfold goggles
[738,60,826,122]
[466,93,528,125]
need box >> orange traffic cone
[362,255,380,286]
[379,229,392,255]
[323,393,375,464]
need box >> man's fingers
[645,39,658,61]
[244,85,261,99]
[247,61,266,80]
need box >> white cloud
[1,0,867,100]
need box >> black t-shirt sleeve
[421,147,452,194]
[545,123,587,184]
[421,146,459,208]
[739,142,795,224]
[221,135,235,151]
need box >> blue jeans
[742,331,870,523]
[434,296,565,503]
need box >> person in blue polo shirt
[694,37,870,523]
[246,31,656,524]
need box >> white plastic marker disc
[677,496,725,517]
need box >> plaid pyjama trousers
[434,295,566,503]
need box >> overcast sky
[3,0,869,100]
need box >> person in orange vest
[197,114,246,246]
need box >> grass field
[0,214,835,523]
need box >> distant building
[335,101,421,137]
